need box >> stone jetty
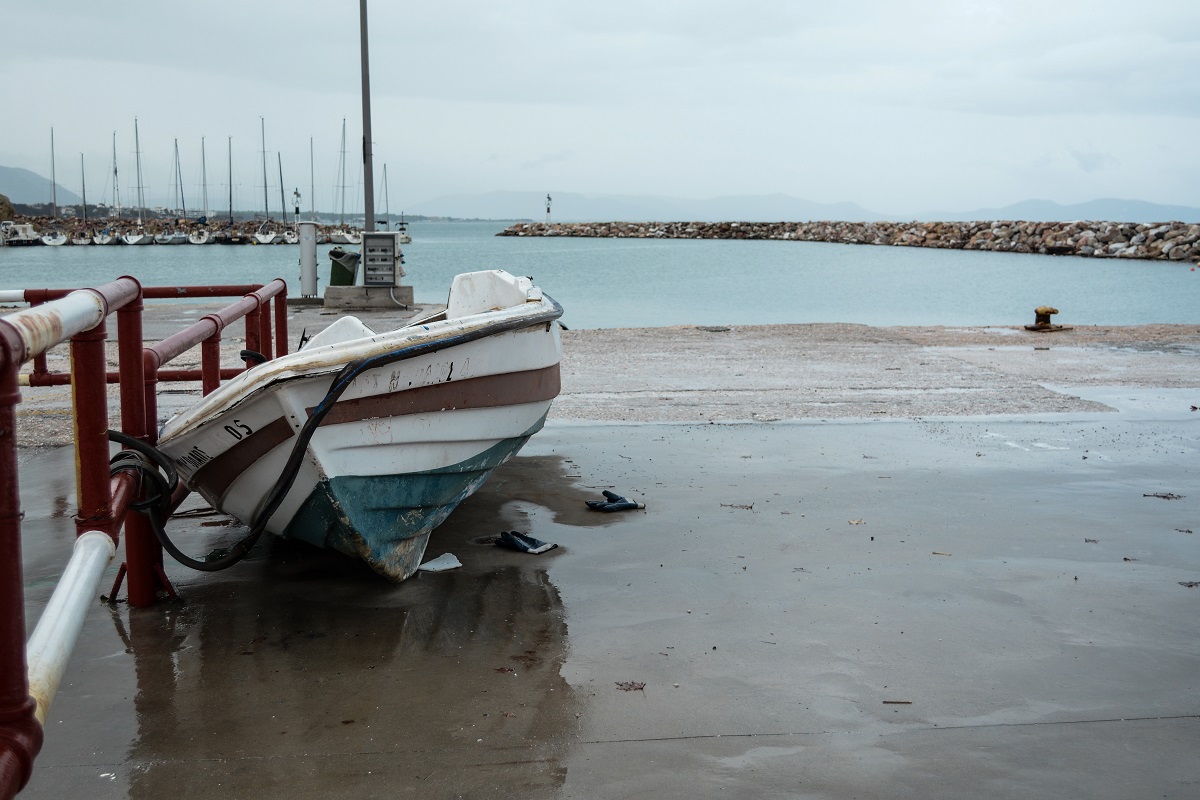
[499,220,1200,262]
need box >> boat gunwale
[158,292,563,441]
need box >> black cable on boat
[109,429,258,571]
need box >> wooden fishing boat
[156,269,562,580]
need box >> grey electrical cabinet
[362,232,402,286]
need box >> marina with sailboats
[0,111,418,247]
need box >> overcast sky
[2,0,1197,216]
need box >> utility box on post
[362,231,405,287]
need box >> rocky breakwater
[498,220,1200,262]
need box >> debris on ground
[1143,492,1184,500]
[1179,581,1200,588]
[848,519,866,525]
[418,553,462,572]
[1085,538,1099,543]
[722,503,754,510]
[616,681,646,692]
[586,490,645,512]
[495,531,558,554]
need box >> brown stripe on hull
[315,364,560,427]
[186,364,560,501]
[191,416,296,498]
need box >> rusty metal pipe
[273,286,289,356]
[0,341,42,797]
[71,320,113,532]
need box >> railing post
[244,302,262,366]
[258,295,274,361]
[124,349,166,609]
[0,341,43,797]
[116,286,147,441]
[274,289,289,356]
[201,334,221,396]
[70,318,113,533]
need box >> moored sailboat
[40,128,67,246]
[189,136,215,244]
[121,117,153,245]
[328,118,361,245]
[70,153,92,245]
[93,133,122,245]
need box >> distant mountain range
[4,164,1197,223]
[0,166,82,206]
[409,191,1200,224]
[921,198,1200,225]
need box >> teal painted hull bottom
[281,432,538,581]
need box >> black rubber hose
[109,429,264,571]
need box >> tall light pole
[359,0,375,233]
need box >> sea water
[1,221,1197,329]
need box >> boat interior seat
[446,270,542,320]
[300,315,377,351]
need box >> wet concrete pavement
[17,387,1200,798]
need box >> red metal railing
[0,278,288,797]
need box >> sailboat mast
[359,0,375,233]
[338,119,347,226]
[201,137,210,220]
[133,117,145,225]
[382,163,389,230]
[309,137,315,222]
[174,139,187,217]
[260,118,269,221]
[49,127,58,219]
[80,153,87,225]
[111,131,121,220]
[278,154,286,223]
[227,136,234,225]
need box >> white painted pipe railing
[25,531,117,725]
[1,289,107,363]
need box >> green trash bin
[329,247,360,286]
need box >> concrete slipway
[19,395,1200,798]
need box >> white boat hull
[329,229,361,245]
[157,271,563,580]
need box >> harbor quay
[10,303,1200,798]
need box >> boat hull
[329,229,361,245]
[157,272,562,580]
[283,421,545,578]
